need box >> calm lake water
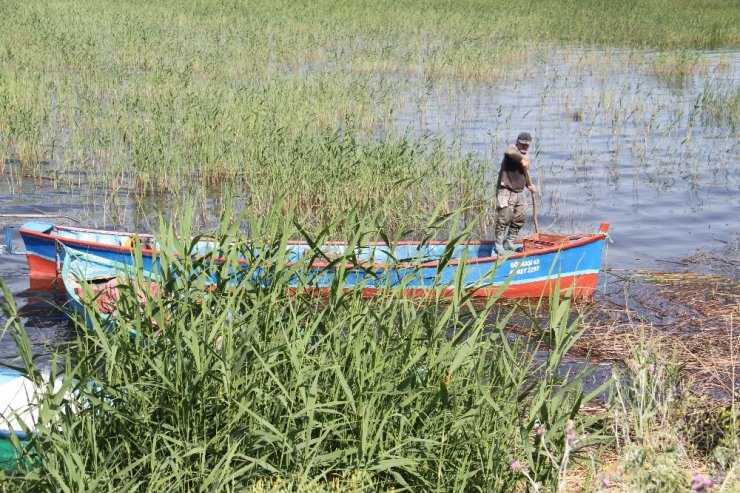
[0,48,738,368]
[392,48,739,273]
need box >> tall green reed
[0,205,607,491]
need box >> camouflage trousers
[494,187,528,240]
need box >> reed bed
[0,212,736,490]
[1,1,738,233]
[0,1,737,489]
[0,207,609,491]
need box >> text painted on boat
[510,258,540,275]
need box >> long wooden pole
[524,169,540,233]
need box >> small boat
[23,221,610,300]
[0,368,52,473]
[19,221,190,279]
[1,368,85,474]
[294,225,610,300]
[61,247,158,329]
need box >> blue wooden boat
[20,221,214,279]
[289,227,609,300]
[23,222,610,300]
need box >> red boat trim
[20,223,153,239]
[19,227,156,256]
[289,273,600,300]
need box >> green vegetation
[0,1,738,486]
[609,341,739,492]
[0,0,738,230]
[700,82,740,130]
[0,208,609,491]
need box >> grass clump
[649,51,711,86]
[605,342,739,492]
[0,206,606,491]
[700,82,740,130]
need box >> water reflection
[0,273,73,368]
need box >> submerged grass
[0,206,608,491]
[701,83,740,130]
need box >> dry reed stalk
[578,270,739,402]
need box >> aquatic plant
[0,0,737,234]
[700,82,740,130]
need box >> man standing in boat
[494,132,536,254]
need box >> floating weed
[649,51,711,86]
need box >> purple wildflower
[630,360,640,370]
[648,363,655,373]
[692,473,713,491]
[596,472,612,487]
[510,460,523,471]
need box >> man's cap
[516,132,532,144]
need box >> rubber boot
[494,235,508,255]
[503,237,518,252]
[504,224,522,252]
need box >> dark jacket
[497,144,531,192]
